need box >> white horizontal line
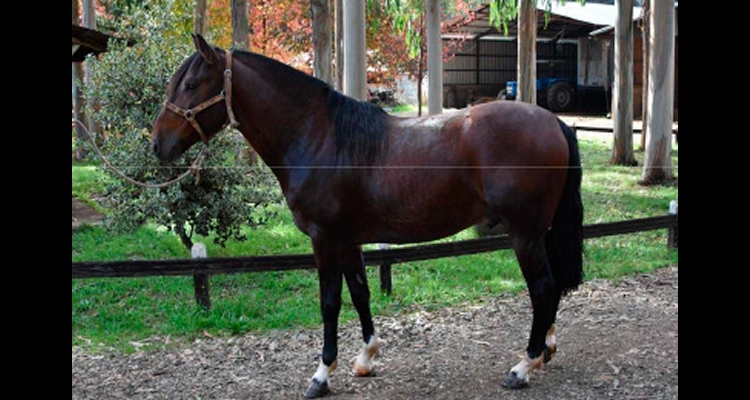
[99,165,677,170]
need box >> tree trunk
[641,0,674,184]
[417,41,424,116]
[311,0,333,85]
[194,0,208,36]
[611,0,637,166]
[73,63,86,161]
[82,0,100,138]
[232,0,249,50]
[417,12,425,116]
[639,0,650,151]
[176,225,194,250]
[425,0,442,115]
[232,0,256,163]
[343,0,367,101]
[517,0,537,105]
[335,0,344,91]
[72,0,87,161]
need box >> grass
[72,131,677,352]
[71,161,111,212]
[385,103,419,114]
[578,131,677,221]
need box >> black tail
[546,119,584,295]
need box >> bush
[82,4,282,250]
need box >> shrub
[82,4,281,250]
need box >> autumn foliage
[94,0,487,90]
[203,0,416,84]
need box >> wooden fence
[72,212,677,310]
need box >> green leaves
[379,0,425,59]
[82,3,282,251]
[484,1,578,36]
[488,0,519,36]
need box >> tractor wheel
[546,81,575,112]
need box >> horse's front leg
[305,239,346,399]
[343,248,383,377]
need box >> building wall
[577,37,612,87]
[443,38,577,108]
[442,30,675,118]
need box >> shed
[72,24,133,62]
[442,1,676,117]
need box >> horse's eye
[184,81,197,91]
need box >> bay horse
[151,34,583,398]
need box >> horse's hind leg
[502,234,561,389]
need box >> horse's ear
[192,33,217,66]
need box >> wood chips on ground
[73,266,677,400]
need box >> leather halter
[163,49,239,143]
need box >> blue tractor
[501,78,576,112]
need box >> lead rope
[72,119,207,189]
[224,49,239,128]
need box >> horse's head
[151,34,237,162]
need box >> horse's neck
[232,55,329,169]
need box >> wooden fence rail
[73,214,677,301]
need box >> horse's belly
[354,170,486,244]
[370,210,482,244]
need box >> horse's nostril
[152,140,160,156]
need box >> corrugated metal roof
[546,2,640,27]
[444,2,644,40]
[589,2,677,37]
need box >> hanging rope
[72,119,207,188]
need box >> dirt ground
[72,197,104,230]
[72,266,677,400]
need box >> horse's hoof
[501,371,529,389]
[353,362,376,377]
[352,336,382,377]
[304,378,330,398]
[543,344,556,364]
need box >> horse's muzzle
[152,139,161,158]
[151,135,181,163]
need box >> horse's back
[348,101,569,243]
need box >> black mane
[326,90,389,166]
[236,50,389,166]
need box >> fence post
[191,243,211,311]
[377,243,393,295]
[668,200,678,249]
